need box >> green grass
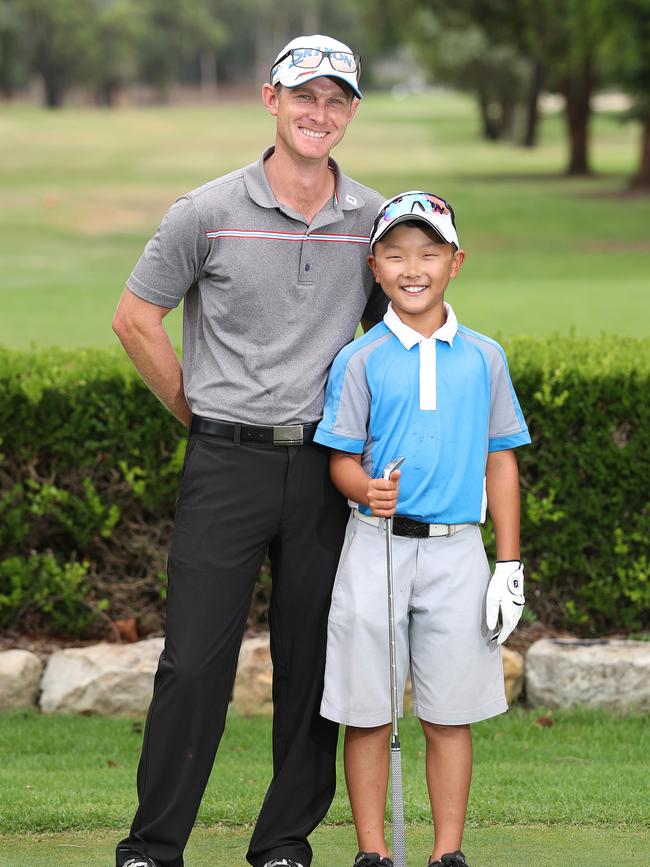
[1,708,648,863]
[1,92,649,348]
[2,826,650,867]
[1,708,648,830]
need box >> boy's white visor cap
[371,206,460,250]
[271,35,362,99]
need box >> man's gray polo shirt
[127,147,386,425]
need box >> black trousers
[116,433,349,867]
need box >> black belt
[190,415,318,446]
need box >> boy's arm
[330,451,401,517]
[485,449,521,560]
[485,449,525,645]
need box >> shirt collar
[243,147,366,213]
[383,301,458,349]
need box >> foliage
[406,7,531,140]
[17,0,98,106]
[135,0,226,95]
[0,552,97,633]
[0,340,649,637]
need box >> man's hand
[367,470,400,517]
[486,560,525,645]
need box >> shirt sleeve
[488,343,531,452]
[314,343,371,453]
[361,280,388,325]
[127,196,210,308]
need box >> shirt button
[304,263,311,272]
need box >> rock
[0,650,43,710]
[526,638,650,711]
[502,646,525,704]
[230,634,526,718]
[232,635,273,716]
[40,638,164,714]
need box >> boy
[313,191,530,867]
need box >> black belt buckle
[393,516,429,538]
[272,424,304,446]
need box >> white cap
[370,191,460,250]
[270,34,362,99]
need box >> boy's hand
[367,470,401,517]
[486,560,525,645]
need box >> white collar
[383,301,458,349]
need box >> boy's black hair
[374,219,456,250]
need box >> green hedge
[1,338,649,637]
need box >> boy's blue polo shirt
[314,303,531,524]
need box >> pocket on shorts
[328,518,360,615]
[472,525,491,581]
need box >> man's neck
[264,145,335,224]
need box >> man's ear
[367,253,378,281]
[262,83,279,117]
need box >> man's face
[263,77,358,163]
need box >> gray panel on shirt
[457,330,524,439]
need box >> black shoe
[354,852,394,867]
[263,860,305,867]
[120,857,160,867]
[428,851,470,867]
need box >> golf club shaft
[385,515,400,742]
[385,513,407,867]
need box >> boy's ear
[450,249,465,277]
[367,254,378,280]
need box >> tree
[89,0,145,106]
[404,0,613,174]
[135,0,225,99]
[17,0,97,107]
[606,0,650,189]
[0,1,30,97]
[407,8,531,142]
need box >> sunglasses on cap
[271,47,361,81]
[378,192,457,227]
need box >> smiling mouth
[299,127,328,139]
[401,285,428,295]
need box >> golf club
[382,456,407,867]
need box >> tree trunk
[500,98,516,139]
[95,80,119,107]
[199,51,217,97]
[630,114,650,190]
[477,89,500,141]
[522,61,544,148]
[561,56,593,176]
[43,77,63,108]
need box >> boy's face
[368,223,465,329]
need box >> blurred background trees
[0,0,648,188]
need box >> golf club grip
[390,747,407,867]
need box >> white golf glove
[486,560,525,645]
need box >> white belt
[352,508,475,538]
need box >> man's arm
[485,448,521,560]
[330,451,400,517]
[112,287,191,428]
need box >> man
[112,35,387,867]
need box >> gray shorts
[320,514,508,727]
